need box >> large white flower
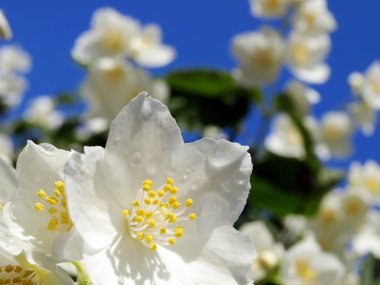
[265,114,318,158]
[280,236,344,285]
[64,93,255,284]
[285,32,331,84]
[292,0,336,35]
[285,80,320,116]
[2,142,83,261]
[348,160,380,205]
[232,27,284,86]
[81,59,168,122]
[72,7,175,68]
[249,0,291,19]
[23,96,64,130]
[240,221,284,282]
[0,10,12,40]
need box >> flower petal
[0,158,18,204]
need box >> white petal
[0,158,18,204]
[134,45,176,68]
[292,63,330,84]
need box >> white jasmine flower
[285,80,320,116]
[0,10,12,40]
[0,133,13,163]
[0,74,28,107]
[3,142,83,261]
[232,27,284,86]
[0,158,18,214]
[129,24,176,68]
[24,96,64,130]
[265,114,318,158]
[348,72,364,95]
[348,160,380,205]
[64,93,255,284]
[0,45,31,75]
[352,211,380,258]
[292,0,336,35]
[249,0,291,19]
[348,101,377,136]
[284,215,308,238]
[318,111,353,159]
[280,236,344,285]
[285,32,331,84]
[75,117,109,141]
[240,221,284,282]
[81,59,168,122]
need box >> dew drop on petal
[39,143,57,152]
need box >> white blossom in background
[292,0,336,35]
[0,74,27,107]
[265,114,318,158]
[352,211,380,258]
[317,111,353,159]
[72,7,175,68]
[64,93,255,284]
[249,0,291,19]
[0,45,31,75]
[285,80,320,116]
[2,141,83,262]
[348,101,377,136]
[0,133,13,163]
[240,221,284,282]
[203,125,227,140]
[23,96,64,130]
[0,10,12,40]
[81,59,168,122]
[232,27,284,86]
[348,160,380,204]
[75,117,109,141]
[0,158,18,214]
[280,236,344,285]
[348,62,380,110]
[285,32,331,84]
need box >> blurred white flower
[2,141,83,262]
[292,0,336,35]
[0,10,12,40]
[285,32,331,84]
[318,111,353,159]
[0,45,31,75]
[249,0,290,19]
[348,62,380,110]
[265,114,318,158]
[280,236,344,285]
[81,59,169,122]
[348,160,380,205]
[203,125,227,140]
[352,211,380,258]
[0,74,27,107]
[240,221,284,282]
[0,133,13,163]
[24,96,64,130]
[72,7,175,68]
[284,215,308,238]
[64,93,255,284]
[348,101,377,136]
[285,80,320,116]
[75,117,109,141]
[232,27,284,86]
[130,24,176,68]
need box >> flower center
[121,178,196,251]
[252,49,275,68]
[263,0,281,11]
[0,264,40,285]
[102,28,124,53]
[295,259,316,285]
[371,80,380,95]
[291,43,310,66]
[303,12,316,30]
[34,181,73,232]
[318,208,336,224]
[364,177,380,195]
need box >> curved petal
[134,46,176,68]
[0,158,19,204]
[292,64,330,84]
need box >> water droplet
[183,174,188,180]
[39,143,57,152]
[141,100,152,118]
[208,141,242,169]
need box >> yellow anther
[164,184,171,191]
[142,179,153,187]
[169,186,178,194]
[147,219,156,228]
[157,189,165,197]
[136,209,145,216]
[145,211,152,218]
[60,211,69,221]
[48,208,57,215]
[37,189,46,198]
[134,216,144,223]
[145,235,153,243]
[168,238,176,246]
[174,227,184,238]
[14,266,23,273]
[167,213,177,223]
[185,199,193,207]
[188,213,197,220]
[148,191,156,198]
[149,242,157,250]
[160,202,168,208]
[54,189,62,197]
[122,209,129,217]
[142,184,151,191]
[168,196,177,205]
[34,203,44,212]
[132,200,139,207]
[61,199,67,208]
[152,198,159,205]
[45,196,58,205]
[55,181,65,192]
[160,228,166,234]
[166,177,174,184]
[171,201,181,209]
[5,265,13,272]
[47,218,58,231]
[136,232,144,240]
[144,197,151,205]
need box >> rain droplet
[39,143,57,152]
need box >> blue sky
[2,0,380,165]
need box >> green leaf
[166,69,261,130]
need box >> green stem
[72,261,92,285]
